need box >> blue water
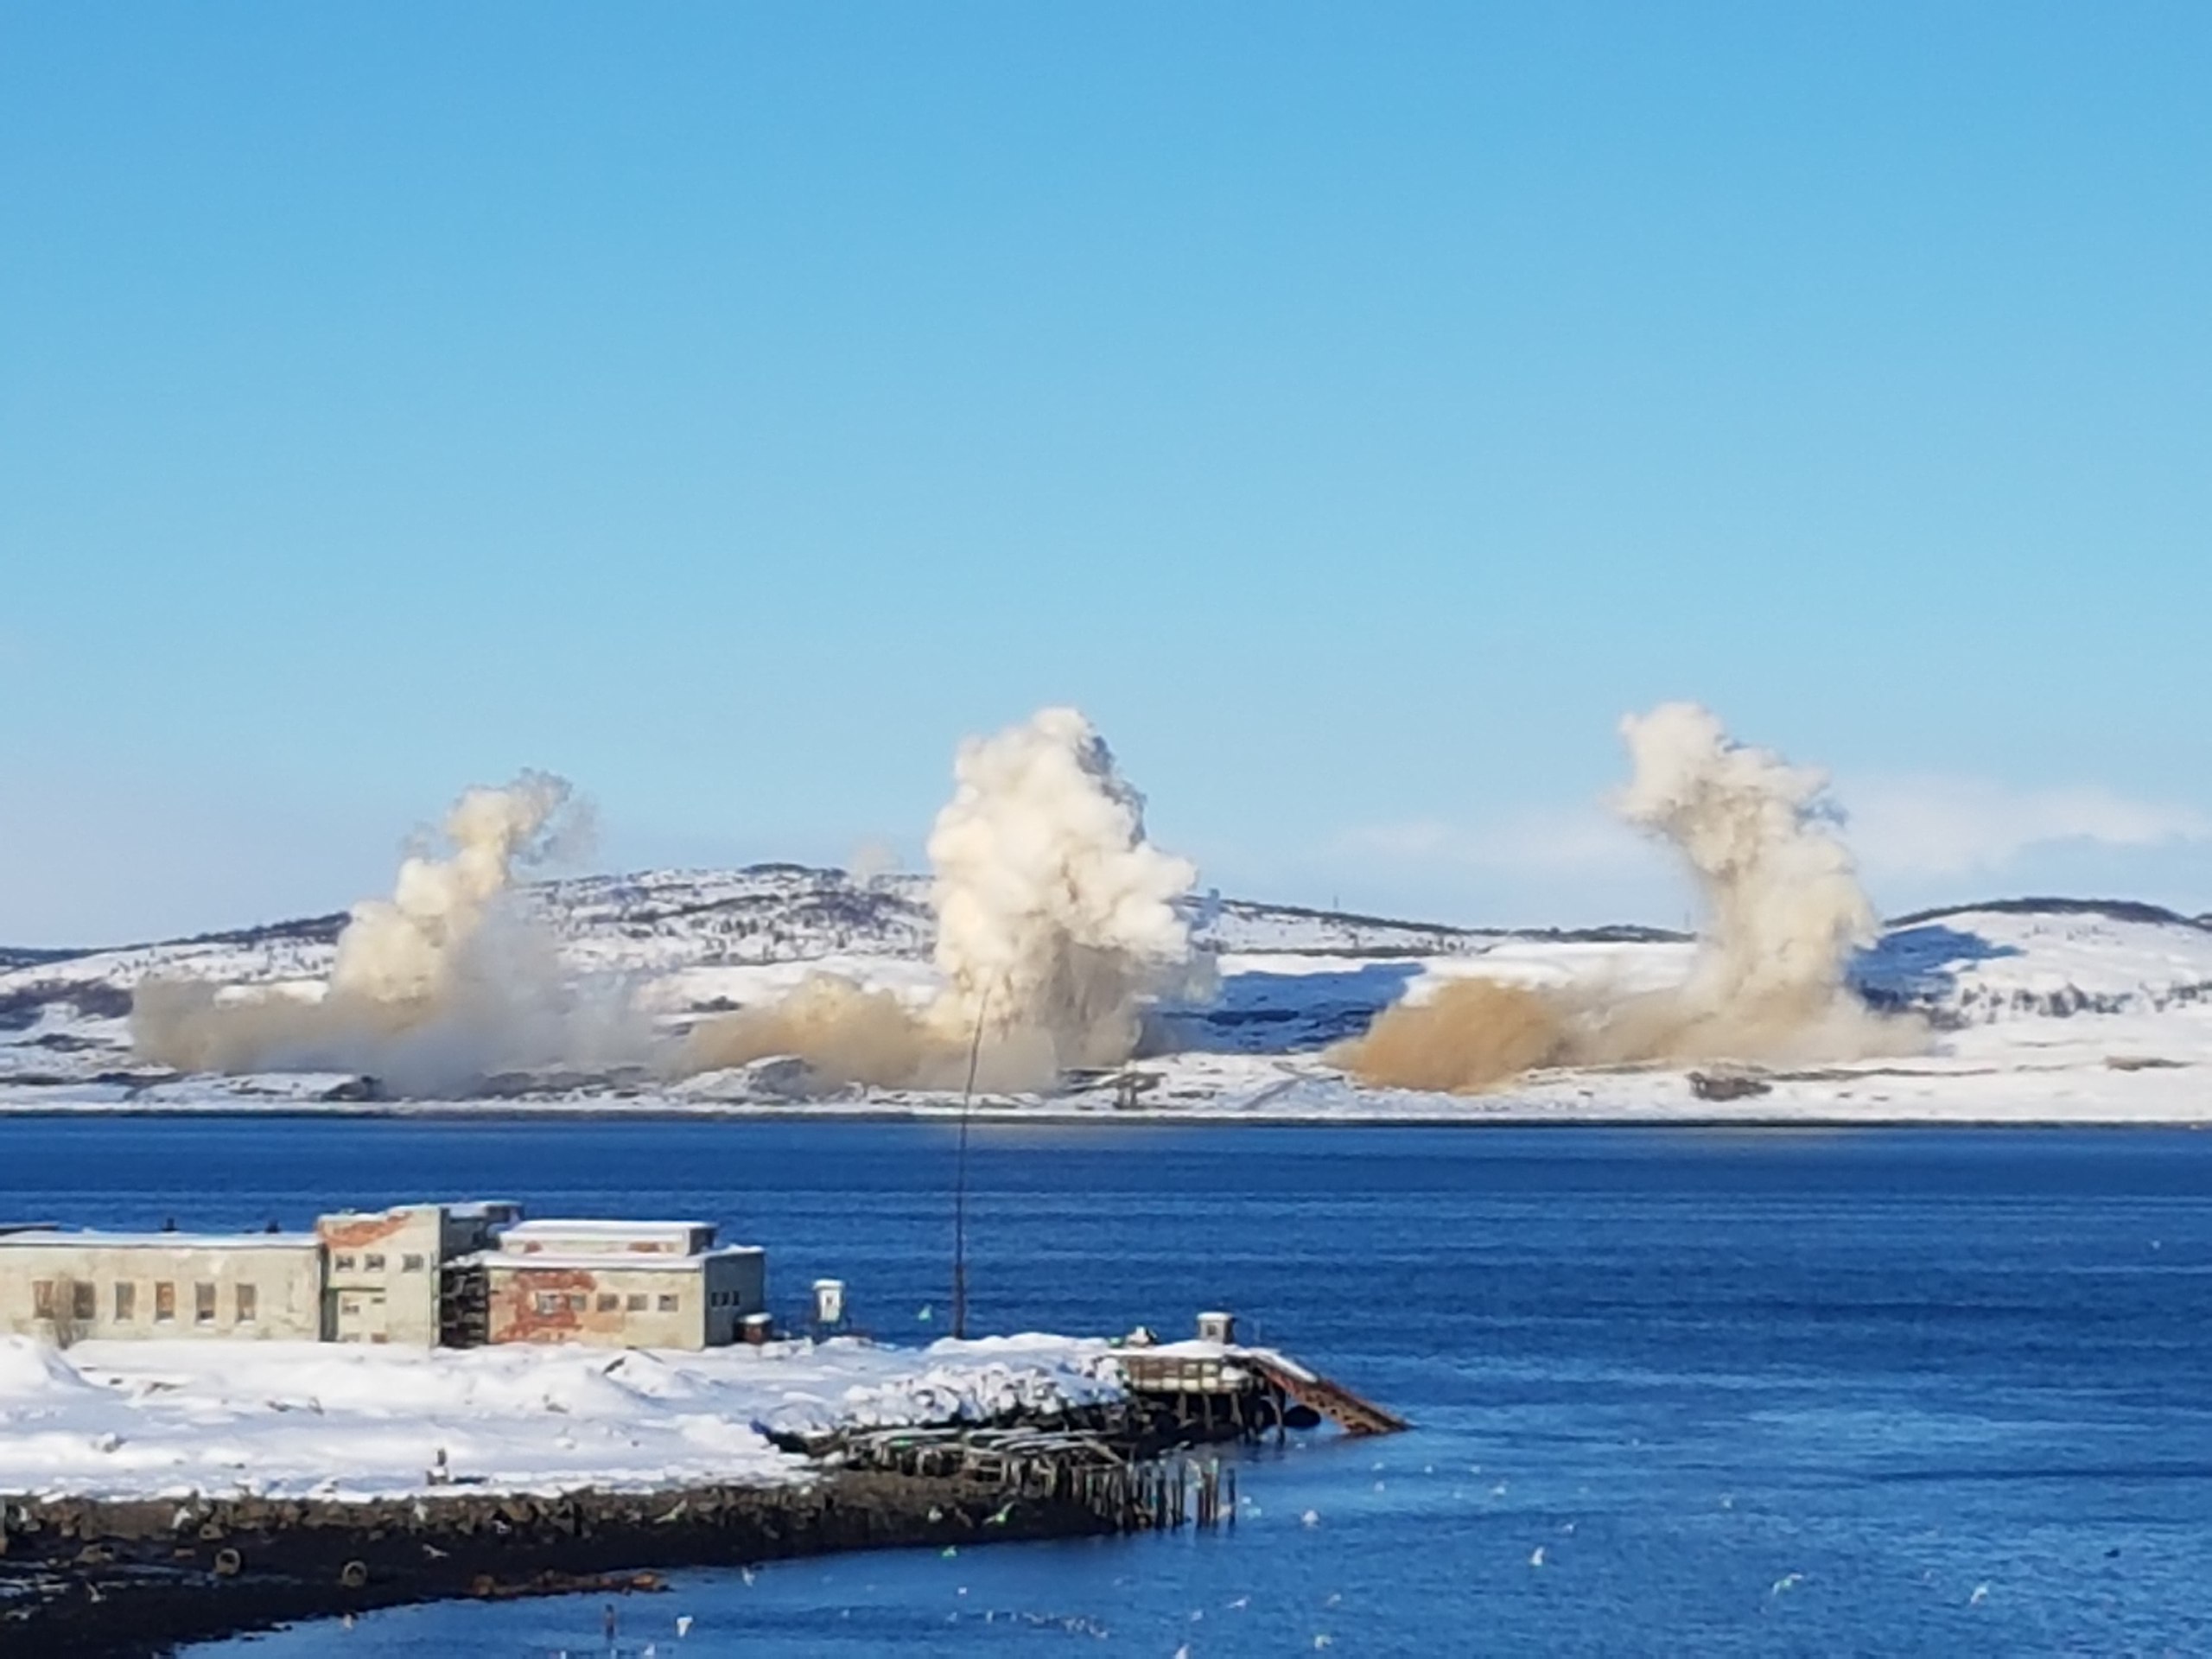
[6,1117,2211,1655]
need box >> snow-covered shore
[0,1333,1120,1502]
[5,868,2209,1126]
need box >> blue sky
[4,4,2209,945]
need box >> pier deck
[1117,1342,1408,1439]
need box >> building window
[114,1282,136,1321]
[154,1281,175,1323]
[194,1283,218,1325]
[31,1281,54,1319]
[236,1283,257,1324]
[595,1293,620,1313]
[334,1255,356,1272]
[533,1291,565,1316]
[364,1254,385,1272]
[569,1293,588,1312]
[626,1293,647,1312]
[657,1294,679,1313]
[402,1254,425,1273]
[71,1281,95,1323]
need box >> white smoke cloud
[133,772,628,1094]
[1339,703,1921,1092]
[924,706,1202,1074]
[329,772,576,1004]
[1610,702,1874,1027]
[684,707,1204,1091]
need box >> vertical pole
[952,991,988,1342]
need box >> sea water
[5,1117,2210,1655]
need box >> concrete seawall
[1,1470,1119,1656]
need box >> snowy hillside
[4,870,2211,1123]
[1857,900,2212,1023]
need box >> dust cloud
[1336,703,1924,1093]
[682,707,1204,1091]
[131,773,629,1094]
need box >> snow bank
[0,1335,92,1400]
[0,1335,1120,1502]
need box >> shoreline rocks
[1,1469,1115,1656]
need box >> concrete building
[316,1201,518,1346]
[0,1204,767,1351]
[0,1230,325,1344]
[474,1219,766,1351]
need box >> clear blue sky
[4,4,2209,945]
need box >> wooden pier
[1116,1338,1408,1440]
[810,1326,1401,1537]
[835,1423,1239,1535]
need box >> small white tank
[1197,1309,1236,1344]
[812,1278,847,1327]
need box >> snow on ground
[0,1332,1120,1502]
[5,872,2211,1124]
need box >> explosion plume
[1337,702,1922,1092]
[683,707,1202,1091]
[132,772,617,1093]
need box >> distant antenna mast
[951,989,988,1342]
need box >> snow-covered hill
[5,870,2210,1123]
[0,865,1654,1025]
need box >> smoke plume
[132,772,621,1093]
[683,707,1203,1091]
[1338,702,1923,1092]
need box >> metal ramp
[1244,1353,1409,1436]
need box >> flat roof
[500,1218,713,1236]
[470,1245,761,1274]
[0,1231,321,1253]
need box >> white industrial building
[474,1218,767,1350]
[0,1201,766,1351]
[0,1230,325,1343]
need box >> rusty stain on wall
[492,1268,600,1344]
[316,1213,411,1252]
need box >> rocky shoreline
[0,1468,1127,1656]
